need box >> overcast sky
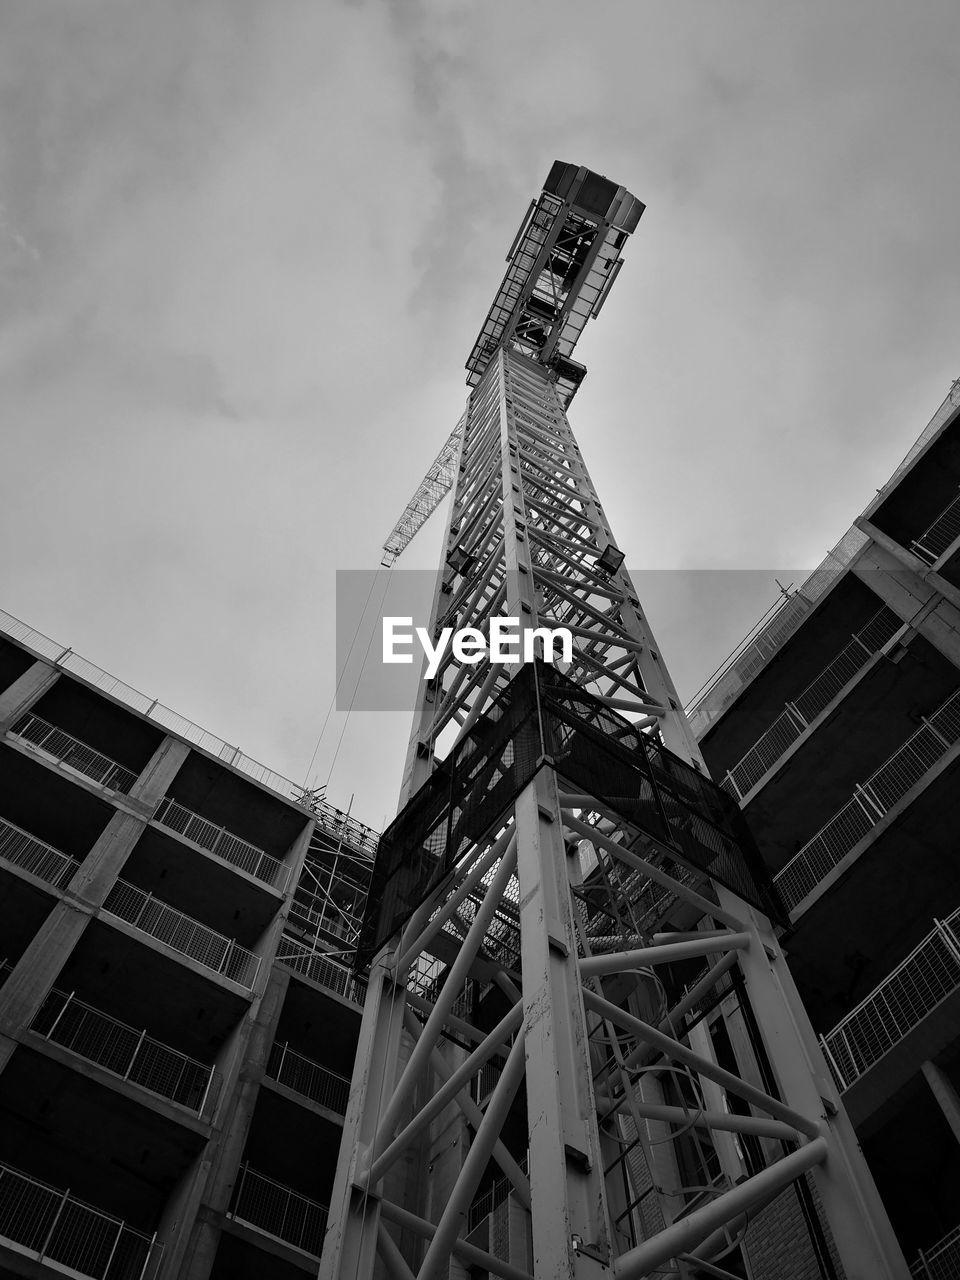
[2,1,958,831]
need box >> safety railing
[265,1041,350,1115]
[774,685,960,911]
[276,936,365,1006]
[102,878,260,989]
[0,607,380,856]
[153,798,288,890]
[0,1159,159,1280]
[722,606,901,798]
[468,1153,529,1232]
[912,1221,960,1279]
[911,488,960,566]
[0,814,79,890]
[9,712,138,794]
[229,1164,328,1257]
[820,909,960,1093]
[31,987,215,1114]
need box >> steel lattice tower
[321,165,907,1280]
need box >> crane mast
[324,164,907,1280]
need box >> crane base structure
[320,165,909,1280]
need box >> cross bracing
[322,165,909,1280]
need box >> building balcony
[912,1220,960,1278]
[0,1158,159,1280]
[820,909,960,1111]
[265,1041,350,1117]
[228,1163,328,1259]
[9,712,138,794]
[721,606,901,800]
[276,936,365,1006]
[30,986,215,1115]
[102,878,261,990]
[153,797,289,891]
[910,487,960,566]
[0,813,79,891]
[773,683,960,914]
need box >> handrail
[821,908,960,1093]
[911,1220,960,1278]
[722,606,900,799]
[0,1159,160,1280]
[775,685,960,911]
[0,606,380,855]
[276,936,366,1006]
[102,878,261,989]
[229,1163,328,1257]
[265,1041,350,1115]
[32,987,215,1114]
[10,712,138,793]
[0,815,79,890]
[910,487,960,565]
[154,797,288,890]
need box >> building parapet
[820,908,960,1093]
[774,684,960,913]
[0,1158,159,1280]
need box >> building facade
[0,609,377,1280]
[692,380,960,1276]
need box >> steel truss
[322,172,908,1280]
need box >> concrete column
[128,736,191,809]
[171,964,292,1280]
[0,897,92,1072]
[853,541,960,669]
[161,819,312,1280]
[857,518,960,615]
[922,1059,960,1146]
[0,746,189,1075]
[0,659,59,732]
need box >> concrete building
[691,378,960,1277]
[0,608,377,1280]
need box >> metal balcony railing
[911,488,960,566]
[723,607,901,799]
[912,1221,960,1279]
[468,1153,529,1232]
[0,815,79,890]
[229,1164,328,1257]
[102,879,260,989]
[153,798,288,890]
[265,1041,350,1115]
[774,685,960,912]
[276,936,365,1005]
[820,909,960,1092]
[9,713,138,794]
[31,987,215,1114]
[0,607,380,857]
[0,1159,159,1280]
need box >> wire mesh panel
[265,1042,350,1114]
[911,1221,960,1279]
[0,816,79,889]
[102,879,260,988]
[822,911,960,1090]
[230,1164,328,1257]
[10,713,138,793]
[153,798,287,889]
[276,938,366,1005]
[911,489,960,564]
[0,1161,157,1280]
[31,989,215,1112]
